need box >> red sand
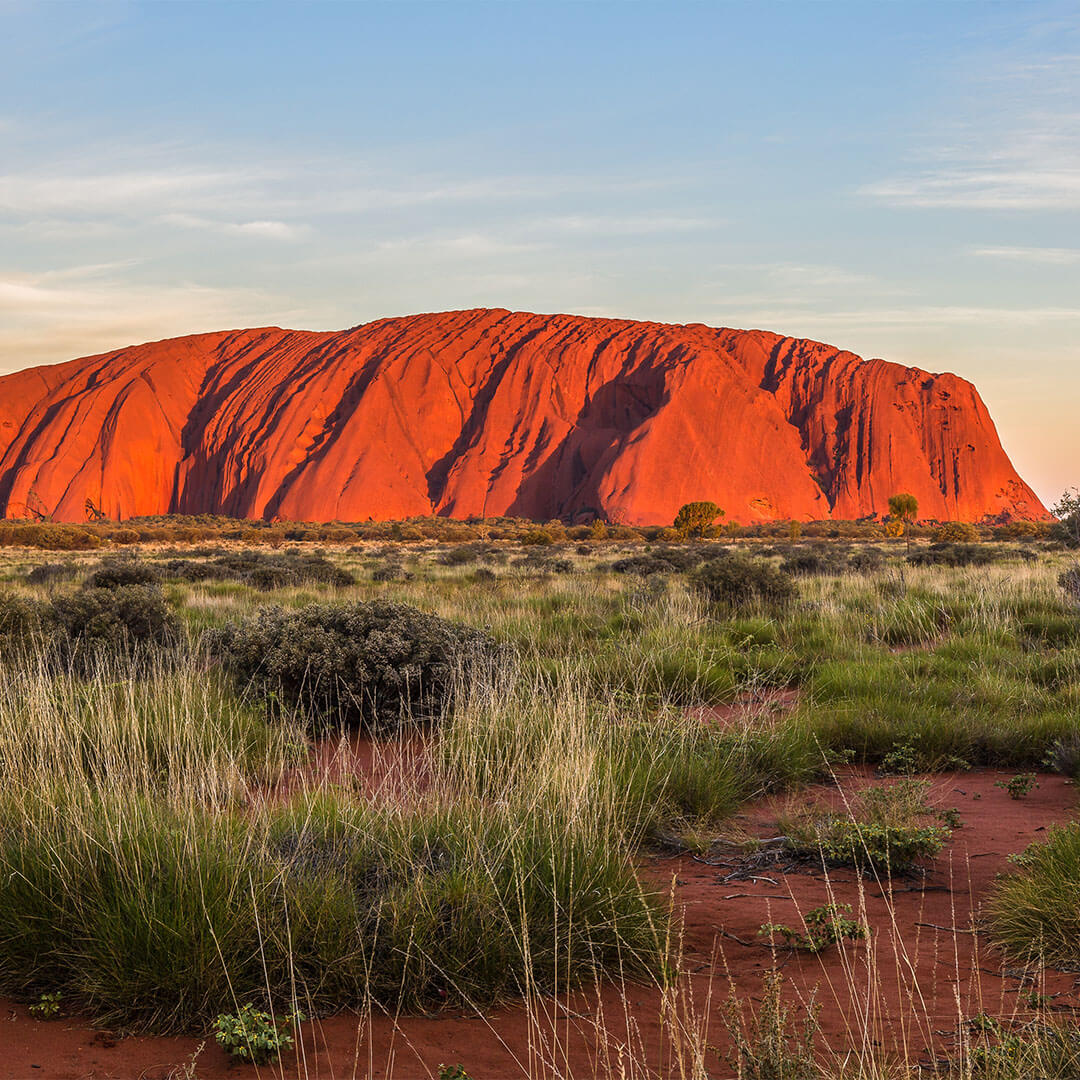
[2,767,1075,1079]
[0,309,1047,526]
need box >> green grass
[0,786,663,1031]
[0,542,1077,1055]
[987,822,1080,969]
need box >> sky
[1,0,1077,507]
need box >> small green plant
[439,1067,474,1080]
[759,902,867,953]
[213,1003,301,1065]
[780,778,953,874]
[996,773,1039,800]
[721,968,820,1079]
[28,991,63,1018]
[939,807,963,829]
[878,741,920,776]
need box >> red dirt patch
[688,687,801,727]
[4,769,1076,1079]
[264,731,433,805]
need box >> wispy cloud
[863,164,1080,210]
[0,167,266,214]
[374,231,545,259]
[528,213,722,236]
[971,244,1080,264]
[719,304,1080,334]
[160,213,309,240]
[862,49,1080,211]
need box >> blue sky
[1,0,1077,504]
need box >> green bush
[212,601,493,734]
[759,902,866,953]
[87,558,161,590]
[25,562,81,587]
[51,586,180,667]
[692,555,797,610]
[0,594,54,651]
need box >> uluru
[0,308,1048,525]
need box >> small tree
[888,493,919,551]
[1053,489,1080,548]
[674,501,724,539]
[888,493,919,527]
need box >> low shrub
[1047,734,1080,779]
[371,562,411,583]
[692,555,797,610]
[612,546,712,576]
[214,1003,300,1064]
[513,551,574,574]
[780,547,848,577]
[163,551,353,590]
[25,562,82,587]
[86,558,161,590]
[436,544,490,567]
[934,521,980,543]
[721,968,819,1080]
[611,554,679,577]
[51,586,180,667]
[0,594,54,651]
[212,601,493,733]
[779,778,952,874]
[847,547,885,573]
[759,902,866,954]
[1058,565,1080,605]
[908,543,997,568]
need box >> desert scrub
[211,600,493,734]
[988,823,1080,969]
[51,584,180,664]
[0,789,663,1031]
[1,584,181,669]
[86,556,162,590]
[0,592,54,652]
[163,550,354,590]
[691,554,797,611]
[722,968,820,1080]
[778,778,952,874]
[759,903,866,954]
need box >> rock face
[0,309,1047,525]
